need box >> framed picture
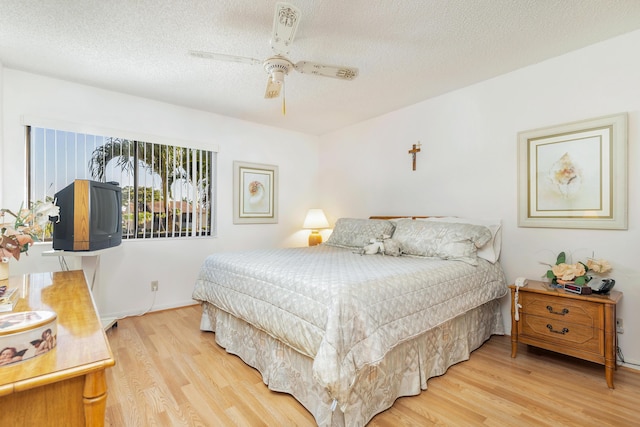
[233,161,278,224]
[517,113,627,229]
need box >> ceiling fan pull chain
[282,81,286,115]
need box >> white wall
[1,68,320,319]
[318,30,640,367]
[2,31,638,368]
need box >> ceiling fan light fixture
[265,76,282,99]
[271,70,285,84]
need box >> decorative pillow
[392,219,492,265]
[418,217,502,263]
[324,218,396,249]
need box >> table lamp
[303,209,329,246]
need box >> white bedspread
[192,245,507,408]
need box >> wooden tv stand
[0,270,115,426]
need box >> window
[28,126,216,240]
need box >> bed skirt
[199,299,504,427]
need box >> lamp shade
[303,209,329,230]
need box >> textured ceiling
[2,1,640,135]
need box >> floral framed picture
[233,161,278,224]
[517,113,627,229]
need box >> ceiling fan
[189,2,359,113]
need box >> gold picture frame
[233,161,278,224]
[517,113,627,229]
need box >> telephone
[589,278,615,294]
[513,277,528,322]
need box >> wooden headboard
[369,216,434,220]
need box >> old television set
[52,179,122,251]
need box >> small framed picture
[517,113,627,229]
[233,161,278,224]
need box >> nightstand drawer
[520,292,603,328]
[519,313,603,354]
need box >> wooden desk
[0,270,115,426]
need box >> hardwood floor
[105,305,640,426]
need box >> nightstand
[510,280,622,388]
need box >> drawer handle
[546,324,569,335]
[546,305,569,316]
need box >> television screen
[90,184,120,235]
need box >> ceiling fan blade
[270,2,301,55]
[294,61,359,80]
[264,75,282,99]
[189,50,262,66]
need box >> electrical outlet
[151,280,159,292]
[616,318,624,334]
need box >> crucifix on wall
[408,142,421,171]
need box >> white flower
[587,259,612,274]
[552,263,586,281]
[1,200,59,261]
[32,201,60,227]
[546,251,613,285]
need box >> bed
[192,217,507,426]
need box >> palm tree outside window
[27,126,215,240]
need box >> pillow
[391,219,492,265]
[418,217,502,263]
[324,218,396,249]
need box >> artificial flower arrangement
[545,251,612,286]
[1,200,60,263]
